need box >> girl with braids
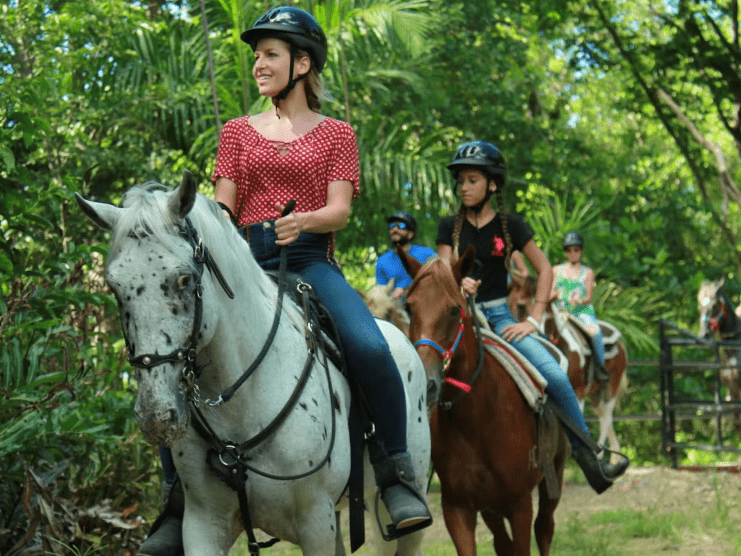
[436,140,629,494]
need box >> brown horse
[399,246,568,556]
[509,276,628,458]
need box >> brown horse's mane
[407,257,465,309]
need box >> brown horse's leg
[442,501,478,556]
[534,480,558,556]
[507,496,534,556]
[480,510,512,555]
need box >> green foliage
[2,0,741,549]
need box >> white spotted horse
[75,171,430,556]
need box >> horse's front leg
[181,478,240,556]
[292,496,340,556]
[441,498,478,556]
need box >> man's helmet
[563,231,584,249]
[386,211,417,232]
[447,141,507,188]
[241,6,328,72]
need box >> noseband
[126,217,234,395]
[414,306,466,373]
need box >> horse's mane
[407,257,465,308]
[109,183,276,305]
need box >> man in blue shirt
[376,211,436,299]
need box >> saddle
[552,305,621,384]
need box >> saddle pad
[479,328,548,413]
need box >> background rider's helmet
[241,6,328,73]
[447,141,507,189]
[563,231,584,249]
[386,211,417,233]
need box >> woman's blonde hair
[296,47,328,112]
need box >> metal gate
[660,319,741,468]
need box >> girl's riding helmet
[447,141,507,188]
[563,231,584,249]
[241,6,328,72]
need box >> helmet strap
[468,189,493,214]
[273,45,307,117]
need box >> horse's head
[363,278,411,335]
[364,279,397,321]
[399,245,475,408]
[698,278,726,339]
[508,274,538,323]
[76,171,224,446]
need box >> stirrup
[373,487,433,541]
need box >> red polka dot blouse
[212,115,360,237]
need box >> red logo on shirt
[491,236,505,256]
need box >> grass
[227,466,741,555]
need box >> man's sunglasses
[388,221,409,230]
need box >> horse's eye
[178,274,191,290]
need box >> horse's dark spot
[308,460,314,466]
[312,398,318,405]
[163,332,171,345]
[136,285,145,296]
[300,402,308,411]
[333,393,341,413]
[418,416,422,422]
[178,451,184,457]
[172,308,178,316]
[408,370,413,382]
[126,295,132,301]
[419,399,423,411]
[310,415,317,422]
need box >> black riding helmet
[241,6,328,101]
[448,141,507,212]
[386,211,417,232]
[563,231,584,249]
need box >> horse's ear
[385,278,395,295]
[396,245,422,279]
[453,244,476,285]
[75,193,122,230]
[168,170,197,221]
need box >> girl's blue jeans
[576,313,606,365]
[479,301,590,449]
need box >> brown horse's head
[398,245,476,407]
[508,274,538,322]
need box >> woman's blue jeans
[479,301,590,448]
[576,313,606,365]
[248,222,408,458]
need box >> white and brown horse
[509,276,628,458]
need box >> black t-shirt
[436,213,534,302]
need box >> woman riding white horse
[140,6,431,555]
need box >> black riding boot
[573,445,629,494]
[372,452,432,537]
[139,476,184,556]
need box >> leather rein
[124,207,338,556]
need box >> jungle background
[2,0,740,553]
